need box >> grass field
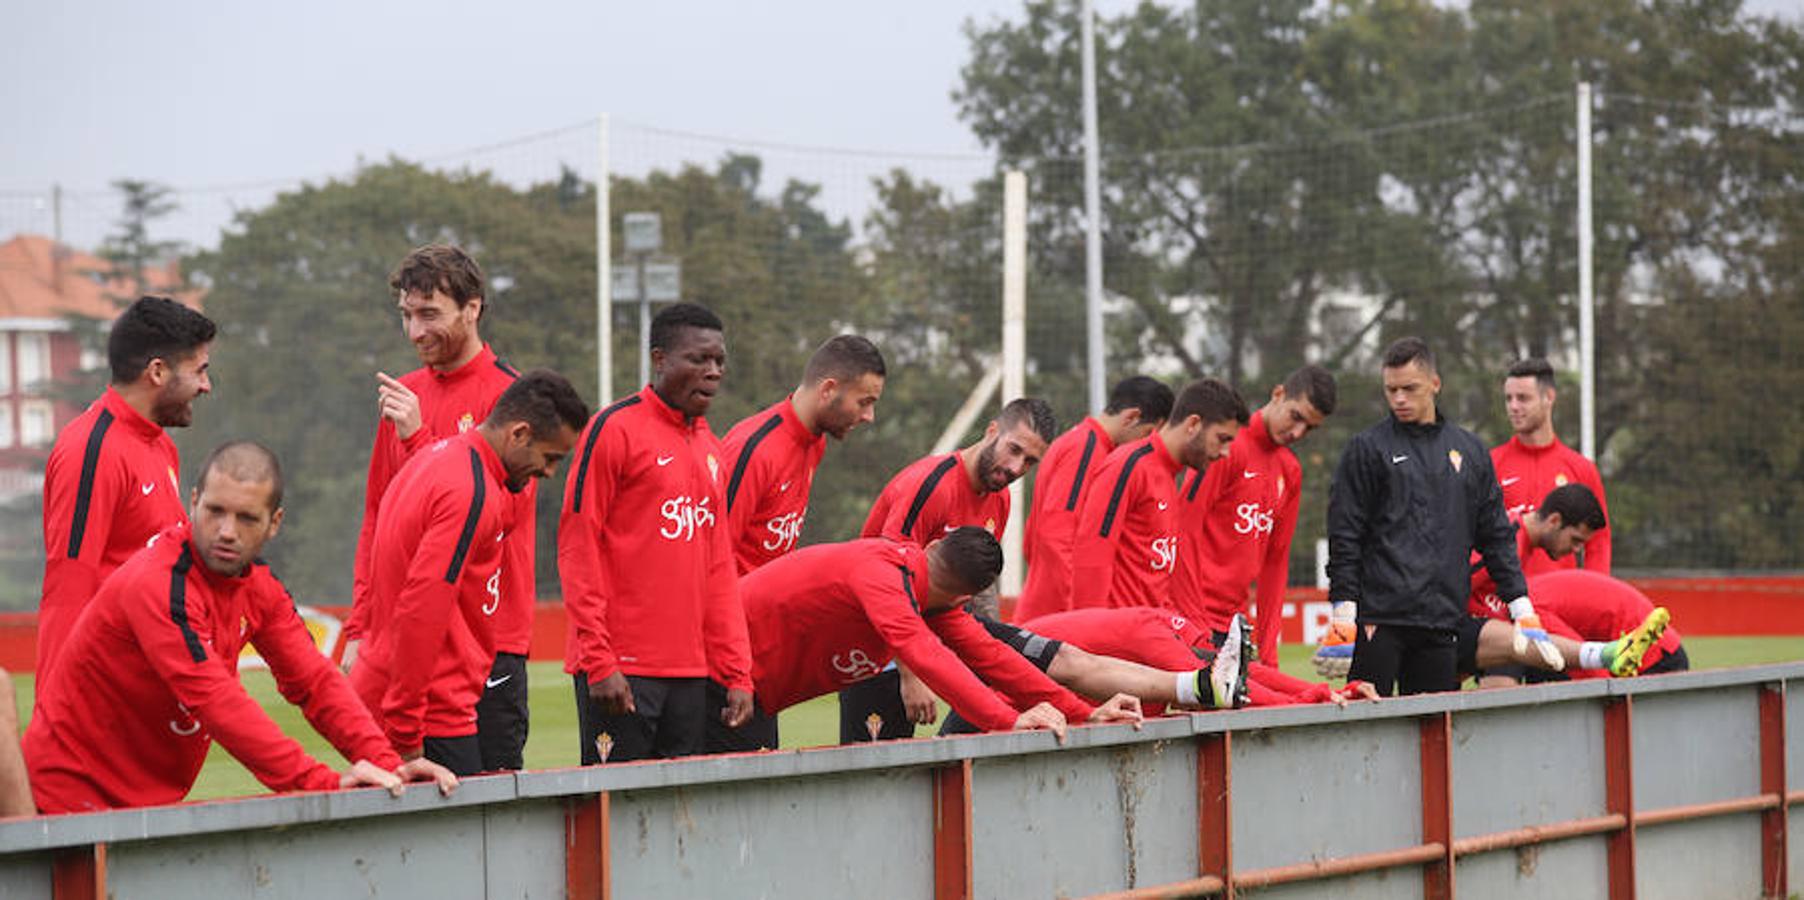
[12,636,1802,802]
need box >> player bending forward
[705,528,1142,752]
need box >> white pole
[1080,0,1105,416]
[1577,83,1596,460]
[597,114,613,406]
[1001,171,1029,597]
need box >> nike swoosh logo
[1501,476,1521,487]
[778,482,791,492]
[1242,471,1258,479]
[943,525,958,533]
[1156,500,1169,510]
[656,455,676,466]
[1391,455,1409,464]
[141,483,155,495]
[486,674,513,689]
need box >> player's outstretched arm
[1012,702,1069,744]
[1087,693,1144,729]
[0,670,30,817]
[395,757,458,796]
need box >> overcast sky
[3,0,1798,250]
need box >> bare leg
[0,670,33,816]
[1045,645,1188,707]
[1474,619,1580,687]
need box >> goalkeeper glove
[1311,601,1357,679]
[1508,597,1564,671]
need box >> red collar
[426,344,499,385]
[99,386,166,441]
[1083,416,1117,455]
[1246,409,1280,453]
[780,395,823,445]
[1506,434,1567,457]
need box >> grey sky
[3,0,1798,250]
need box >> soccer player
[704,528,1143,752]
[1468,484,1607,624]
[1531,570,1684,676]
[721,335,886,574]
[1174,365,1336,659]
[352,372,588,775]
[26,443,457,813]
[844,397,1058,742]
[1319,337,1552,695]
[1014,376,1173,622]
[1493,358,1612,573]
[343,244,540,772]
[1069,378,1248,610]
[37,295,214,681]
[560,303,755,765]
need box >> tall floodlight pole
[1001,171,1028,596]
[597,114,612,405]
[1081,0,1105,415]
[1577,82,1596,460]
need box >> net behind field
[0,85,1800,610]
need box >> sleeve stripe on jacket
[726,413,784,512]
[900,456,961,539]
[570,396,641,513]
[168,545,207,663]
[494,358,520,378]
[67,409,116,558]
[1099,445,1154,538]
[445,448,486,583]
[1065,431,1098,511]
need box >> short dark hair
[1382,337,1436,374]
[108,296,217,384]
[1506,357,1557,393]
[1104,375,1175,422]
[1281,364,1338,416]
[488,370,592,439]
[389,244,485,314]
[196,441,284,511]
[1539,483,1606,531]
[934,526,1005,594]
[803,334,886,384]
[1170,378,1250,427]
[650,302,723,352]
[997,397,1057,444]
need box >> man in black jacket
[1315,338,1557,695]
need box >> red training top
[1015,417,1115,622]
[26,523,399,812]
[558,386,752,691]
[1467,521,1541,621]
[740,539,1095,729]
[1491,435,1612,575]
[1529,570,1681,672]
[38,386,188,681]
[350,430,513,754]
[1172,411,1303,661]
[862,450,1009,544]
[349,345,538,654]
[1068,434,1183,610]
[721,396,826,574]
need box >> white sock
[1578,642,1607,670]
[1175,671,1203,707]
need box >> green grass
[11,635,1803,802]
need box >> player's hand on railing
[340,759,405,796]
[1311,601,1357,679]
[1012,702,1069,745]
[396,757,459,796]
[1508,597,1564,671]
[1087,693,1144,730]
[898,665,939,726]
[1328,680,1381,707]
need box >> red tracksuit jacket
[721,397,826,574]
[558,386,753,690]
[740,539,1095,729]
[1491,435,1612,575]
[25,523,399,812]
[348,345,538,655]
[1068,435,1183,610]
[861,450,1009,544]
[1020,608,1344,713]
[351,430,512,754]
[38,387,188,680]
[1015,418,1115,622]
[1173,411,1303,660]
